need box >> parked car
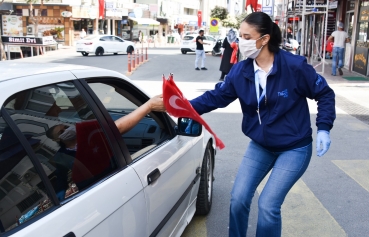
[76,35,135,56]
[180,34,217,54]
[0,62,216,237]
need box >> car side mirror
[175,118,202,137]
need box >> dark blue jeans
[332,47,344,75]
[229,141,312,237]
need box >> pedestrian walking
[328,22,349,76]
[80,28,86,39]
[195,30,210,70]
[188,12,336,237]
[219,29,238,81]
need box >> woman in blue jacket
[189,12,335,237]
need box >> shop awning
[129,17,160,26]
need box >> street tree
[210,6,228,21]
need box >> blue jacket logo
[278,89,288,98]
[316,75,323,85]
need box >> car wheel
[211,50,216,56]
[127,46,134,54]
[181,50,187,54]
[195,143,213,215]
[114,53,118,55]
[95,47,104,56]
[81,52,89,56]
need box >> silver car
[0,62,215,237]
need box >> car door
[99,36,114,53]
[112,36,125,53]
[81,77,202,237]
[0,76,146,237]
[204,36,216,52]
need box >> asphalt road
[19,47,369,236]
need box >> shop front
[71,5,98,43]
[14,4,73,46]
[353,0,369,75]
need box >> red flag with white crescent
[162,74,225,150]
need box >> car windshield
[84,35,98,40]
[183,36,194,40]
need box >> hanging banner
[197,10,202,27]
[99,0,105,19]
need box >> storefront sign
[61,11,73,17]
[328,1,338,9]
[359,6,369,22]
[1,36,57,46]
[353,47,368,75]
[2,15,22,36]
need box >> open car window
[87,82,171,160]
[2,82,118,212]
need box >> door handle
[147,168,161,185]
[63,232,76,237]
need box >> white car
[0,62,215,237]
[76,35,135,56]
[180,34,217,54]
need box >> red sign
[99,0,105,19]
[197,10,202,27]
[288,17,300,21]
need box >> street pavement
[10,46,369,237]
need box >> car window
[183,36,194,41]
[0,117,55,233]
[88,82,170,160]
[113,36,123,42]
[100,36,112,41]
[205,36,216,42]
[3,82,117,203]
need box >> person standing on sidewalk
[80,29,86,39]
[195,30,210,70]
[328,22,349,76]
[219,29,238,81]
[188,12,336,237]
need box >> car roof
[0,62,95,82]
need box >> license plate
[183,42,189,45]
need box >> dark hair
[243,12,282,53]
[46,125,58,140]
[199,30,204,34]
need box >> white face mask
[239,36,265,59]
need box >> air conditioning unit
[26,25,35,36]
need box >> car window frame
[0,107,60,236]
[0,79,129,235]
[113,36,124,42]
[80,77,177,165]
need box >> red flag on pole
[99,0,105,19]
[162,74,225,150]
[245,0,258,11]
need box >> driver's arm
[114,94,165,134]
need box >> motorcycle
[212,38,223,56]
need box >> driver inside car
[46,94,166,201]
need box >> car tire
[95,47,104,56]
[181,50,187,54]
[81,52,89,56]
[114,53,118,55]
[195,143,213,215]
[127,46,134,54]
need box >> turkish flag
[99,0,105,19]
[162,74,225,150]
[197,11,202,27]
[246,0,258,11]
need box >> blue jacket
[190,50,336,151]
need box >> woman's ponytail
[268,22,282,53]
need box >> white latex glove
[316,130,331,157]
